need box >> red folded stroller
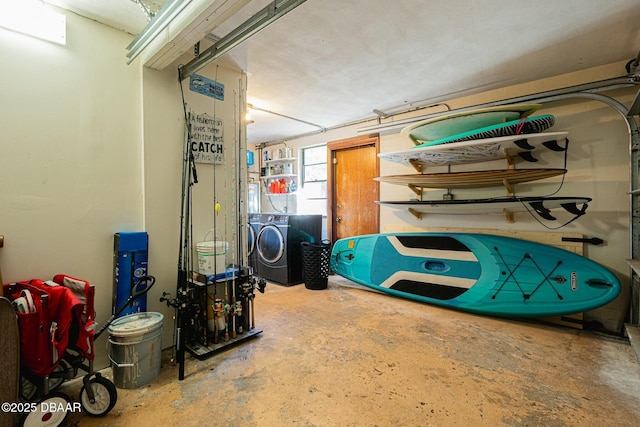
[4,273,154,427]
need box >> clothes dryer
[257,214,322,285]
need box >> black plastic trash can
[300,240,331,290]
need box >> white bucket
[107,312,164,389]
[196,241,228,275]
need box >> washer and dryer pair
[248,213,322,286]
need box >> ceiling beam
[179,0,308,79]
[127,0,193,65]
[141,0,253,70]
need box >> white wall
[269,61,635,332]
[0,11,142,368]
[0,9,247,369]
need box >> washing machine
[257,214,322,285]
[248,213,261,275]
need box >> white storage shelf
[262,156,297,195]
[261,173,297,180]
[265,157,296,164]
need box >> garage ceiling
[43,0,640,144]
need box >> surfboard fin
[542,138,568,152]
[561,202,589,216]
[517,151,539,163]
[529,201,556,220]
[513,138,535,150]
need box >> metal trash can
[108,312,164,389]
[301,240,331,290]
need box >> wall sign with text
[189,113,224,164]
[190,74,224,101]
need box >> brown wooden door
[328,135,379,242]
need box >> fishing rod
[211,65,226,344]
[170,114,189,371]
[160,68,198,381]
[226,83,240,339]
[233,80,246,337]
[238,76,246,270]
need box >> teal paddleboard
[330,233,620,317]
[413,114,556,148]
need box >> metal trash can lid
[108,312,164,338]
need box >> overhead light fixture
[126,0,192,65]
[0,0,66,45]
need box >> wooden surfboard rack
[378,131,571,223]
[394,147,548,201]
[408,208,422,220]
[396,149,554,222]
[408,159,423,173]
[503,209,515,223]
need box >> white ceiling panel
[41,0,640,144]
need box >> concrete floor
[61,277,640,426]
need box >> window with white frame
[299,145,327,215]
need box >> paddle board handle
[561,237,604,245]
[586,279,614,288]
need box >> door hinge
[332,157,338,164]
